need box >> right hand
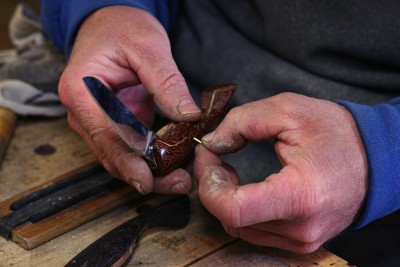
[194,93,368,253]
[59,6,201,195]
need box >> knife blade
[83,77,157,165]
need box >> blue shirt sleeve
[39,0,175,56]
[338,99,400,228]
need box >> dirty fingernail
[205,167,231,185]
[171,181,190,194]
[132,181,145,195]
[202,131,215,143]
[177,98,201,115]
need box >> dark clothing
[171,0,400,225]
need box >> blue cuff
[338,99,400,228]
[40,0,170,56]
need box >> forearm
[339,98,400,228]
[39,0,174,56]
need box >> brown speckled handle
[151,84,236,176]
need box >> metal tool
[65,195,190,267]
[0,165,125,239]
[83,77,236,176]
[83,77,157,165]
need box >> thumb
[140,59,201,121]
[131,36,201,122]
[199,165,301,228]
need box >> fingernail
[177,98,201,115]
[171,181,190,194]
[206,167,231,185]
[202,131,215,143]
[202,167,231,197]
[131,181,145,195]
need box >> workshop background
[1,1,40,50]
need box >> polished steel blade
[83,76,156,163]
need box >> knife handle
[0,107,17,166]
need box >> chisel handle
[0,107,17,166]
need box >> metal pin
[193,137,202,144]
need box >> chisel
[0,107,17,166]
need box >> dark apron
[171,1,400,266]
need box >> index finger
[60,74,155,194]
[201,94,302,154]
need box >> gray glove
[0,3,67,117]
[0,80,66,117]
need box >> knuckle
[121,158,147,182]
[132,31,169,60]
[272,92,302,109]
[295,241,322,254]
[223,224,240,238]
[296,225,322,244]
[226,106,241,119]
[269,92,310,127]
[275,92,298,102]
[222,107,242,132]
[155,72,187,96]
[224,104,268,142]
[88,126,107,145]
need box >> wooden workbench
[0,117,351,266]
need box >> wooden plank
[0,194,155,266]
[191,240,351,267]
[190,240,290,267]
[11,186,142,250]
[0,117,97,201]
[0,118,150,249]
[0,162,99,216]
[265,247,351,267]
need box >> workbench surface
[0,118,351,266]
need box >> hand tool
[83,77,156,164]
[83,76,236,175]
[65,195,190,267]
[0,164,144,249]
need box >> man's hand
[194,92,368,253]
[59,6,201,194]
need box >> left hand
[59,6,200,194]
[194,92,368,253]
